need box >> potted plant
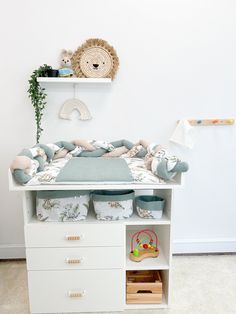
[28,64,52,143]
[47,69,59,77]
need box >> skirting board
[173,238,236,254]
[0,244,25,259]
[1,239,236,259]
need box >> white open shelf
[125,269,169,309]
[24,190,171,227]
[126,243,169,270]
[28,212,123,225]
[28,211,170,226]
[37,77,112,83]
[126,213,170,225]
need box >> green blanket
[56,157,133,182]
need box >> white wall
[0,0,235,257]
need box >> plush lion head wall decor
[71,38,119,79]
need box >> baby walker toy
[129,229,159,262]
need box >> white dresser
[25,221,124,313]
[9,175,182,314]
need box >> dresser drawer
[26,247,124,270]
[25,223,123,247]
[28,269,124,313]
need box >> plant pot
[47,69,59,77]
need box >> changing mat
[25,157,162,185]
[10,138,188,185]
[56,157,133,182]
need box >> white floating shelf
[37,77,112,83]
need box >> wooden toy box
[126,270,162,304]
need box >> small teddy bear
[58,49,74,77]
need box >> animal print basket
[92,190,134,220]
[135,195,165,219]
[36,190,90,222]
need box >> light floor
[0,255,236,314]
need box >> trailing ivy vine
[28,64,52,143]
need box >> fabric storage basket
[92,190,134,220]
[36,190,90,222]
[135,195,165,219]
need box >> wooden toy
[129,229,159,262]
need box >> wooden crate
[126,270,162,304]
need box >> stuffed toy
[58,49,74,77]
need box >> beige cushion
[72,139,95,151]
[54,149,68,160]
[10,156,32,172]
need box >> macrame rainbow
[59,99,92,121]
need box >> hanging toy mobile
[129,229,159,262]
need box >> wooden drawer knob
[66,258,83,264]
[65,235,81,241]
[68,290,86,298]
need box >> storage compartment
[129,228,159,262]
[25,223,123,247]
[26,247,124,270]
[28,269,124,313]
[92,190,134,220]
[126,270,162,304]
[135,195,165,219]
[36,190,90,222]
[126,225,170,270]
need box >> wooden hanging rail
[187,119,234,126]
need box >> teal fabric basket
[135,195,165,219]
[92,190,134,220]
[92,190,134,202]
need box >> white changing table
[9,171,183,313]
